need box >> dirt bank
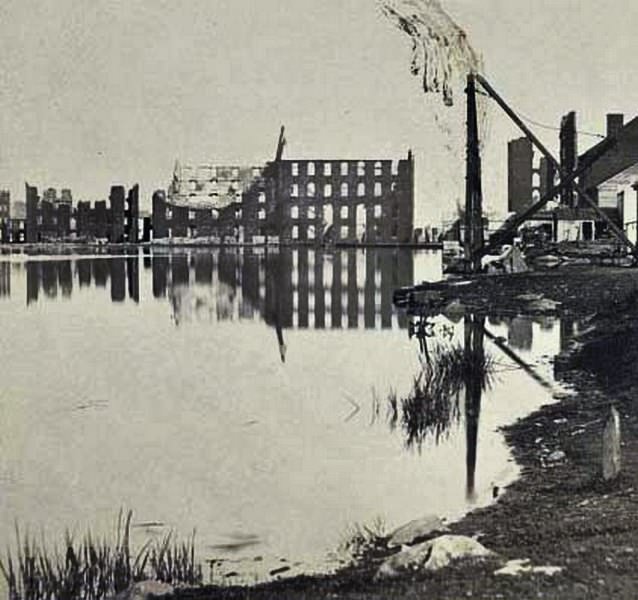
[179,266,638,600]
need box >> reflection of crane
[274,310,287,363]
[265,248,287,364]
[481,325,553,391]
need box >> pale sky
[1,0,638,223]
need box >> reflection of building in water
[487,315,556,353]
[77,260,92,287]
[559,318,576,351]
[25,258,139,305]
[507,316,533,351]
[155,248,413,330]
[22,250,414,330]
[0,262,10,297]
[110,258,126,302]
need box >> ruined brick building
[506,113,638,242]
[152,162,267,240]
[25,183,141,243]
[152,152,415,245]
[0,190,10,243]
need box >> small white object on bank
[602,405,621,481]
[494,558,563,577]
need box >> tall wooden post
[465,74,484,273]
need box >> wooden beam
[482,325,553,390]
[465,74,484,272]
[482,140,616,256]
[275,125,286,162]
[475,74,635,254]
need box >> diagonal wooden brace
[476,74,636,255]
[488,152,613,256]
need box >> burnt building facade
[153,152,415,245]
[157,162,266,241]
[262,154,414,244]
[25,183,72,242]
[24,183,141,243]
[0,190,10,243]
[507,138,534,213]
[505,112,638,242]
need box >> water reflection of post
[152,255,168,298]
[464,313,485,502]
[265,249,287,363]
[126,256,139,303]
[560,318,575,352]
[26,262,39,305]
[110,258,126,302]
[58,261,73,297]
[0,262,11,298]
[77,259,92,288]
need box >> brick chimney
[607,113,624,138]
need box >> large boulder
[376,535,494,579]
[387,516,449,548]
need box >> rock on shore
[387,515,449,548]
[113,580,174,600]
[376,535,495,579]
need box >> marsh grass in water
[337,517,387,562]
[388,342,496,450]
[0,510,202,600]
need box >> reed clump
[395,342,495,449]
[0,510,202,600]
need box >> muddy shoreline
[180,266,638,599]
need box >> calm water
[0,248,570,583]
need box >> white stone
[602,406,621,481]
[376,535,494,579]
[547,450,566,463]
[526,298,561,313]
[494,558,563,577]
[387,516,449,548]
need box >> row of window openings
[182,167,262,179]
[168,204,391,221]
[291,182,392,198]
[292,161,398,177]
[290,290,383,311]
[258,205,385,221]
[291,267,383,289]
[185,181,395,198]
[287,223,398,238]
[166,209,225,220]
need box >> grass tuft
[337,517,387,562]
[0,510,202,600]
